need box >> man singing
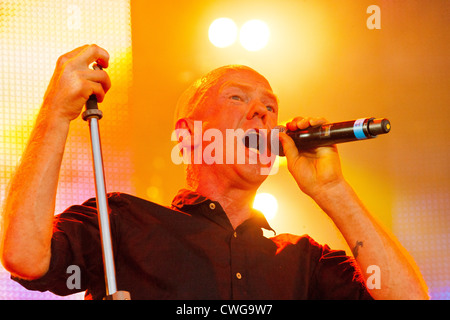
[0,45,428,299]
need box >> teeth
[248,146,260,154]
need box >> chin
[232,163,271,187]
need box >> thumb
[278,132,300,160]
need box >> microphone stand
[82,71,131,300]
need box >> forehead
[176,66,277,121]
[215,68,273,93]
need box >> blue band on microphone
[353,118,367,139]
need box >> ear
[174,118,196,148]
[175,118,192,132]
[175,118,193,148]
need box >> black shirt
[13,190,373,300]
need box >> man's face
[195,68,279,187]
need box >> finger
[287,117,328,131]
[309,117,327,126]
[287,117,310,130]
[86,44,110,68]
[286,117,304,131]
[65,44,91,57]
[76,44,110,69]
[56,45,90,67]
[278,132,300,159]
[89,81,107,103]
[82,69,111,94]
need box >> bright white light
[239,19,270,51]
[208,18,238,48]
[253,193,278,221]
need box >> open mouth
[243,127,284,157]
[243,129,266,154]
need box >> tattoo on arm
[352,240,364,258]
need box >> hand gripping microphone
[271,117,391,156]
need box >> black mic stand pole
[82,66,130,300]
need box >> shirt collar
[171,189,275,233]
[171,189,210,208]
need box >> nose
[246,100,268,124]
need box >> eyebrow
[220,81,278,103]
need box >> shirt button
[236,272,242,280]
[233,231,237,238]
[209,202,216,210]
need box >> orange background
[0,0,448,299]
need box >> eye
[266,105,275,112]
[230,95,242,101]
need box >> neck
[185,165,259,229]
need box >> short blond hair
[174,65,267,126]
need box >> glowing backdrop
[0,0,133,299]
[0,0,448,300]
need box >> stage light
[208,18,238,48]
[239,19,270,51]
[253,192,278,221]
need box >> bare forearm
[0,107,70,279]
[279,116,428,299]
[312,180,429,300]
[1,45,110,280]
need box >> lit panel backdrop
[1,0,449,301]
[0,0,133,299]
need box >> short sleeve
[309,244,373,300]
[11,197,111,298]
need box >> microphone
[271,117,391,156]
